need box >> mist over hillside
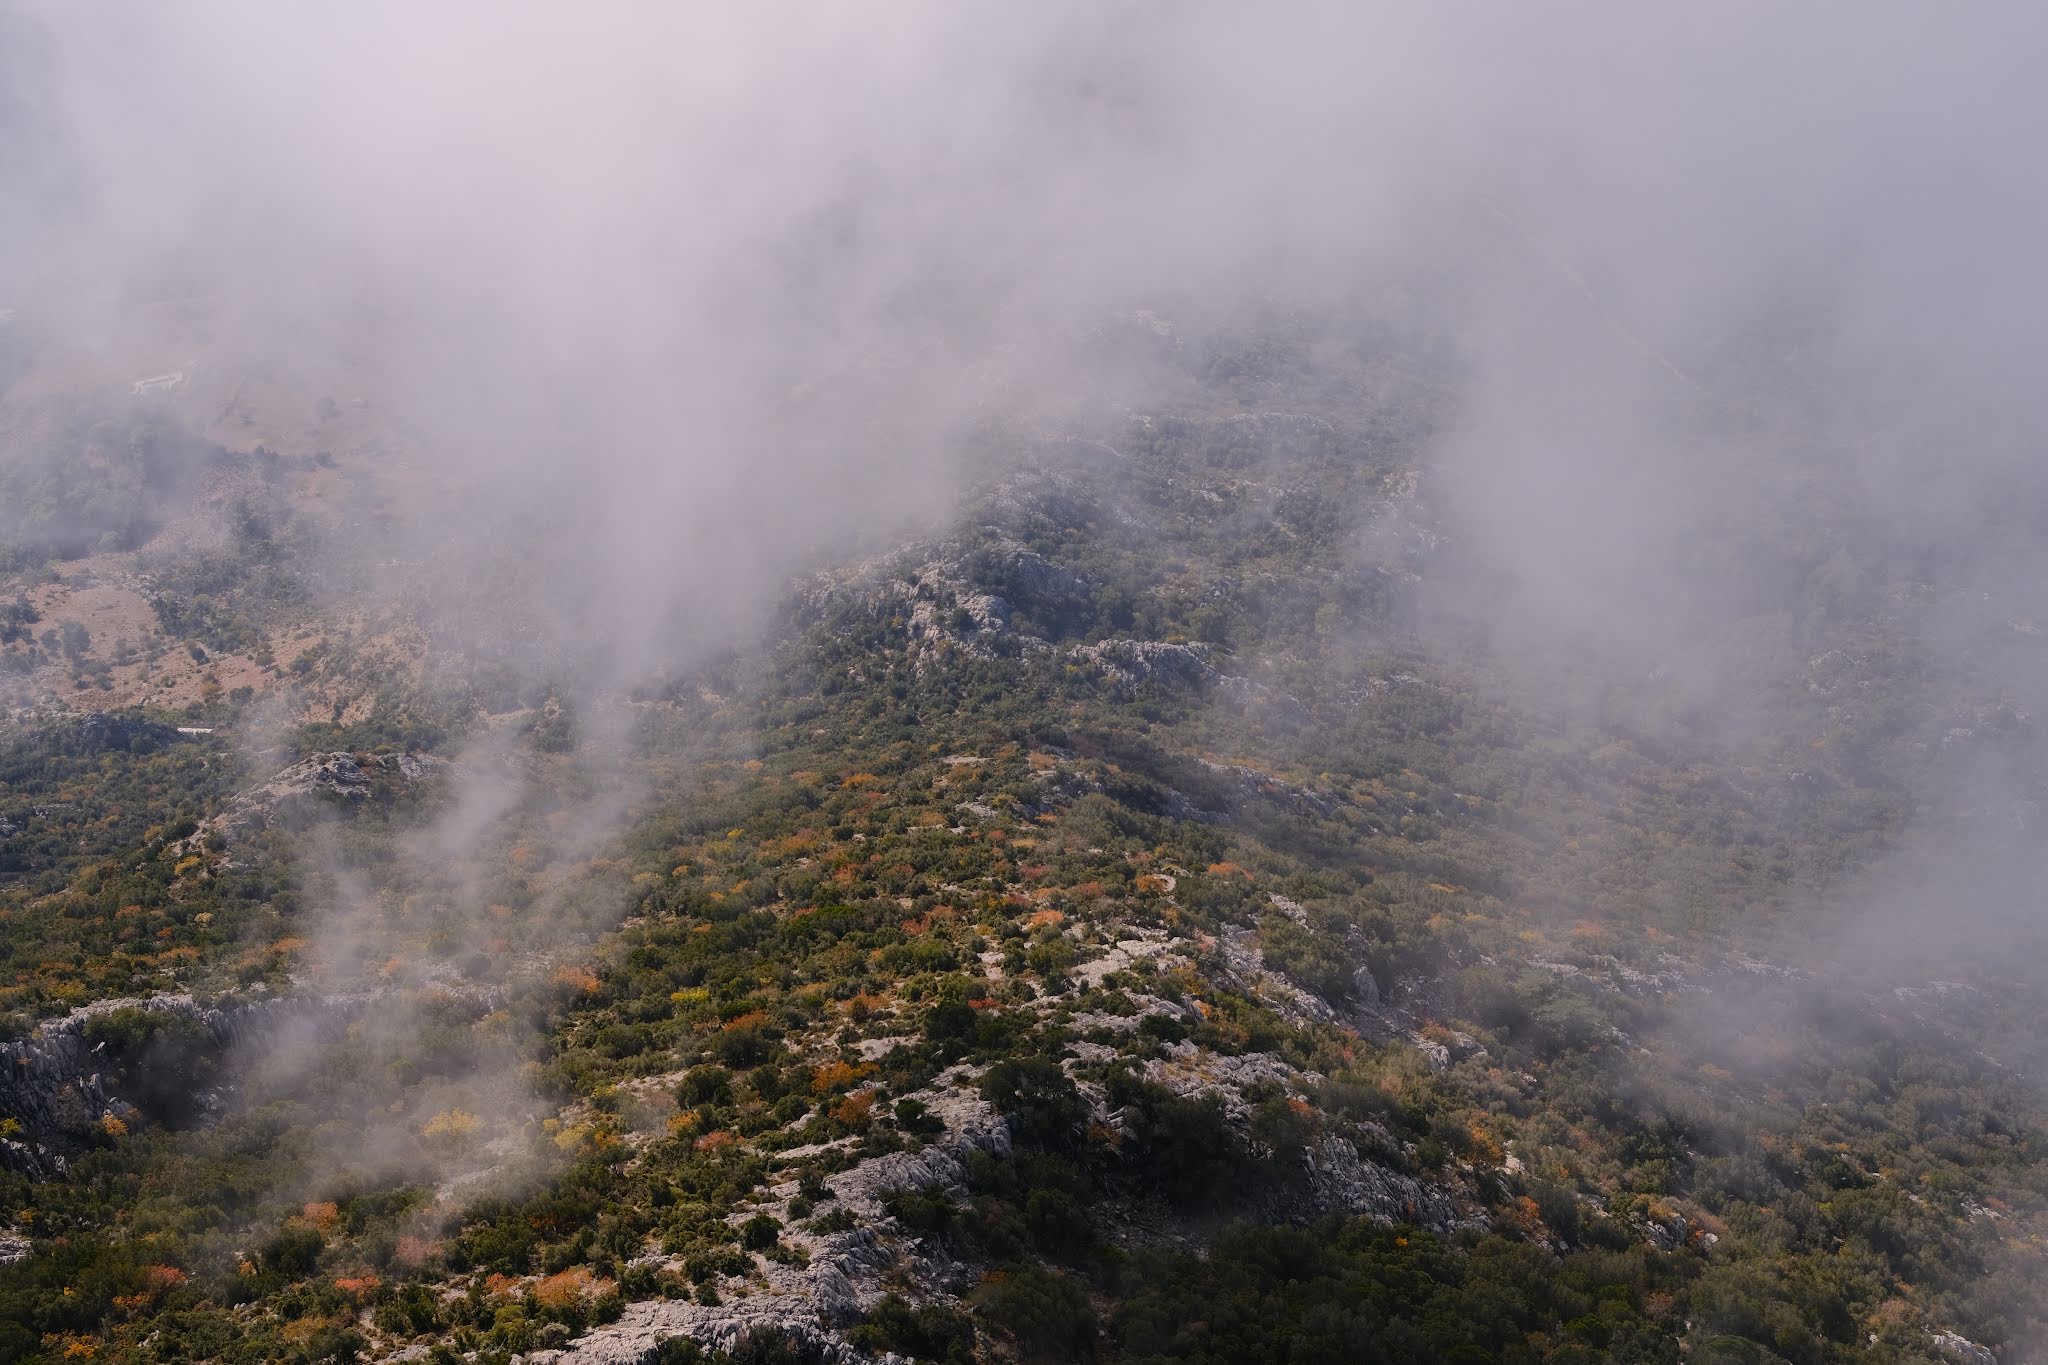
[1,6,2045,1364]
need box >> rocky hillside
[0,330,2040,1365]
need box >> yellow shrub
[421,1108,480,1142]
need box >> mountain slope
[0,320,2041,1364]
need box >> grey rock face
[1931,1331,1998,1365]
[530,1299,900,1365]
[1070,638,1215,692]
[1344,938,1384,1008]
[0,992,369,1175]
[1196,760,1338,820]
[975,543,1093,612]
[538,1078,1007,1365]
[1643,1213,1689,1251]
[1302,1135,1464,1233]
[201,750,447,844]
[1411,1036,1452,1073]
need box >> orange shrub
[844,991,891,1018]
[534,1267,608,1310]
[551,965,601,993]
[830,1091,875,1125]
[812,1060,873,1093]
[143,1265,188,1291]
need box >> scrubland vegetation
[0,326,2042,1364]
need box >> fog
[6,0,2047,1230]
[10,5,2043,668]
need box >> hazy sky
[7,4,2043,666]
